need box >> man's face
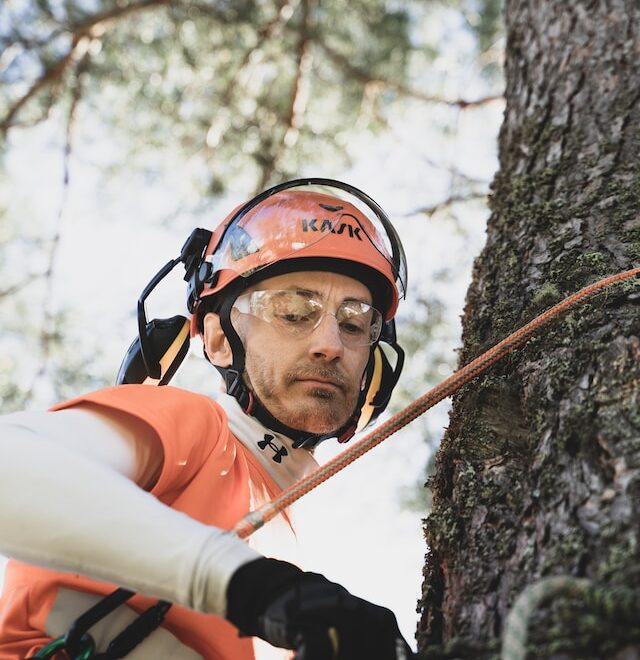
[235,271,373,435]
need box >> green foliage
[0,0,505,185]
[0,0,421,190]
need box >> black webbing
[64,587,172,659]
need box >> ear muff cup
[357,347,383,433]
[355,342,404,433]
[117,316,191,386]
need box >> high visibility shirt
[0,385,318,659]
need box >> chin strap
[215,362,352,451]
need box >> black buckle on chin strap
[225,368,253,413]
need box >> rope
[501,576,592,660]
[232,266,640,539]
[501,577,640,660]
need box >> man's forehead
[247,270,372,301]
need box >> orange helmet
[188,179,406,332]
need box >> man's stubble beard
[242,357,360,435]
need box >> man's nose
[307,314,344,361]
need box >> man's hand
[226,557,415,660]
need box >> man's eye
[274,303,317,324]
[339,320,367,335]
[278,312,309,323]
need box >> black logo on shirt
[258,434,289,463]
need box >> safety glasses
[233,289,383,347]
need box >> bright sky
[0,5,505,653]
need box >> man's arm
[0,408,260,616]
[0,407,415,658]
[3,406,160,486]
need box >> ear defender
[116,228,212,386]
[354,337,405,435]
[117,316,191,385]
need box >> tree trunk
[418,1,640,658]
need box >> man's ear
[202,312,233,367]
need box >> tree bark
[418,1,640,658]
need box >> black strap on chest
[32,588,172,659]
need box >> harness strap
[91,599,172,659]
[64,588,135,656]
[32,589,171,660]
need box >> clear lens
[234,289,383,346]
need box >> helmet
[117,178,407,448]
[188,179,406,320]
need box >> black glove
[226,557,415,660]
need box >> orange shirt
[0,385,296,660]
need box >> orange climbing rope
[233,267,640,539]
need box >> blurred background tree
[0,0,503,411]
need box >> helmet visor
[208,180,407,300]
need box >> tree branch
[319,40,503,109]
[200,0,298,179]
[1,36,83,136]
[0,273,45,300]
[407,191,487,218]
[65,0,174,35]
[1,0,173,137]
[21,49,88,406]
[255,0,313,191]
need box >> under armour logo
[257,434,289,463]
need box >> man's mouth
[290,370,345,391]
[296,377,341,388]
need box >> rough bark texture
[418,1,640,658]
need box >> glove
[226,557,415,660]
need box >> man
[0,179,413,659]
